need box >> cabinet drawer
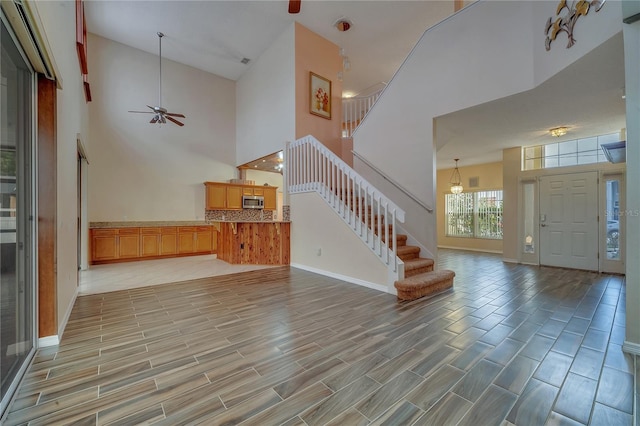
[178,226,197,232]
[242,187,254,196]
[252,188,265,196]
[92,229,117,237]
[195,226,211,232]
[118,228,140,235]
[141,227,162,234]
[161,227,177,234]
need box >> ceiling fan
[128,32,185,126]
[288,0,301,14]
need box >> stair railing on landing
[342,88,384,138]
[287,135,405,274]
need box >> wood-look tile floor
[6,250,634,425]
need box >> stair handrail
[342,88,384,138]
[352,150,434,213]
[287,135,405,274]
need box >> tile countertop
[89,221,212,229]
[89,220,291,228]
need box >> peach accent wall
[437,161,503,253]
[295,23,343,156]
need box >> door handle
[540,224,547,227]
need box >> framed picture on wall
[309,72,331,119]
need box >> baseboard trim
[291,263,389,294]
[39,286,80,349]
[503,258,519,264]
[57,286,79,341]
[38,335,59,347]
[623,340,640,356]
[437,246,503,255]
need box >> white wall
[87,34,237,221]
[34,0,90,337]
[622,16,640,352]
[290,192,390,292]
[236,24,295,167]
[354,0,622,259]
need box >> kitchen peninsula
[204,181,290,266]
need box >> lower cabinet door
[160,233,177,255]
[178,230,195,253]
[196,229,212,252]
[119,235,140,258]
[140,234,160,257]
[92,233,118,261]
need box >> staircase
[287,135,454,299]
[393,232,454,301]
[354,194,455,302]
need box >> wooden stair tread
[394,269,455,301]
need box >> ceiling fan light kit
[128,32,185,127]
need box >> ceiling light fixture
[549,126,569,137]
[450,159,463,194]
[335,18,353,81]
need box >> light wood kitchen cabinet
[206,184,226,209]
[204,182,278,210]
[178,226,214,254]
[91,229,118,262]
[226,186,243,209]
[263,187,276,210]
[196,227,214,252]
[178,227,196,253]
[91,228,140,261]
[90,225,215,265]
[160,227,177,255]
[140,228,161,257]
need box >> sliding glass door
[1,15,35,415]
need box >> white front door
[539,172,598,270]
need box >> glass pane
[1,19,34,413]
[577,137,598,165]
[523,182,535,253]
[606,180,620,260]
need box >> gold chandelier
[450,159,463,194]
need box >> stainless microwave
[242,195,264,209]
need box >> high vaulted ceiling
[84,0,455,98]
[84,1,627,169]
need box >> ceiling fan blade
[288,0,301,14]
[165,115,184,127]
[166,112,185,118]
[129,110,154,114]
[147,105,157,111]
[150,116,159,123]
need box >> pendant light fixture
[450,158,463,194]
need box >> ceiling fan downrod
[157,32,163,109]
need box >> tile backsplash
[205,209,275,222]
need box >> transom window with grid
[445,190,503,239]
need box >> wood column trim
[38,75,57,338]
[454,0,464,12]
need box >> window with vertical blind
[445,190,503,239]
